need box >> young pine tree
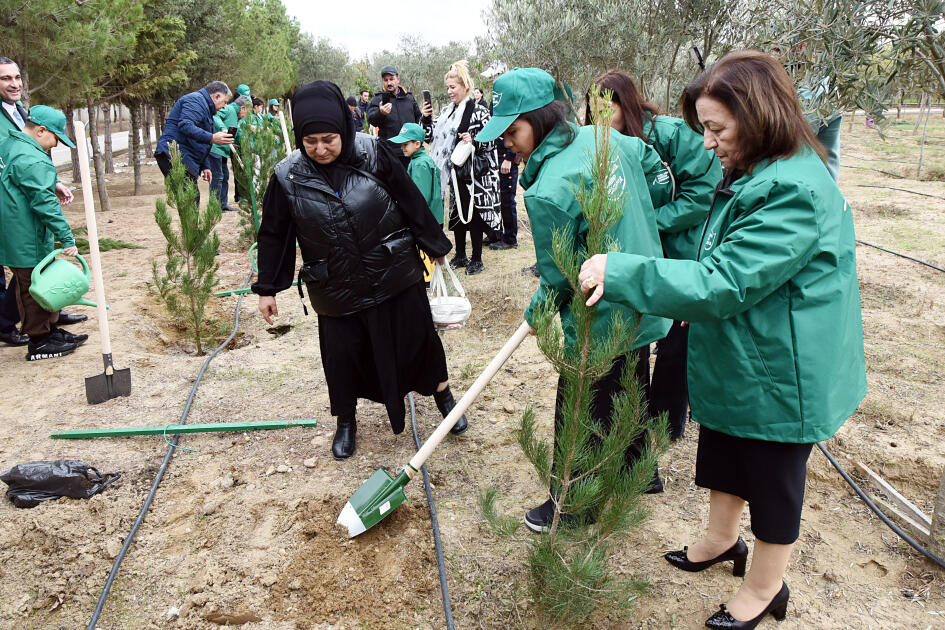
[502,91,668,626]
[232,115,285,246]
[151,143,221,355]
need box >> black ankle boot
[434,387,468,435]
[332,417,356,459]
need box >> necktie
[11,107,24,130]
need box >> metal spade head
[337,468,411,538]
[85,353,131,404]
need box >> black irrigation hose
[408,392,456,630]
[856,240,945,274]
[86,271,254,630]
[816,444,945,570]
[841,163,905,179]
[821,239,945,570]
[855,184,945,201]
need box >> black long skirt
[317,282,449,434]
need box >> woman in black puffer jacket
[253,80,469,460]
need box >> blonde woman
[421,60,500,275]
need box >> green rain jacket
[601,150,866,443]
[643,116,721,260]
[406,146,442,224]
[0,129,75,268]
[522,122,671,351]
[211,102,241,158]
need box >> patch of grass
[887,225,945,252]
[479,486,522,536]
[853,201,909,218]
[919,162,945,181]
[64,227,144,255]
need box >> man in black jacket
[366,66,421,166]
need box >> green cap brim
[55,132,76,149]
[474,113,518,143]
[388,134,416,144]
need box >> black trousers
[550,350,653,495]
[156,152,200,205]
[0,270,21,331]
[649,321,689,438]
[499,165,518,244]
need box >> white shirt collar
[2,101,24,130]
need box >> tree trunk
[152,105,161,154]
[914,94,928,134]
[918,95,932,179]
[142,103,154,157]
[665,42,683,113]
[129,102,142,195]
[848,109,855,132]
[65,103,81,184]
[86,96,111,212]
[103,104,114,174]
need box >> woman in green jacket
[476,67,672,532]
[587,69,722,440]
[579,51,866,629]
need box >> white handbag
[429,262,471,329]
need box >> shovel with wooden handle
[74,123,131,404]
[337,321,531,537]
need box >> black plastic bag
[0,460,120,508]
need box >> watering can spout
[75,297,102,308]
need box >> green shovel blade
[337,468,412,537]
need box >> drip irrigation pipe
[86,271,254,630]
[856,240,945,274]
[855,184,945,201]
[408,392,456,630]
[821,238,945,569]
[816,444,945,570]
[841,163,905,179]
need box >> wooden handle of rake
[278,111,292,157]
[407,321,531,477]
[74,123,112,356]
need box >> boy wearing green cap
[390,122,443,282]
[0,105,88,360]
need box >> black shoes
[332,418,356,459]
[51,327,88,346]
[465,260,484,275]
[524,497,587,532]
[0,327,28,346]
[522,263,540,277]
[489,240,517,250]
[434,386,468,435]
[705,582,789,629]
[665,537,749,577]
[524,498,555,532]
[57,311,88,326]
[26,334,78,361]
[449,256,469,269]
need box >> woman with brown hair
[586,70,721,441]
[579,51,866,628]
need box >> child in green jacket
[390,123,443,282]
[0,105,87,360]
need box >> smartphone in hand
[422,90,431,105]
[227,126,237,137]
[382,91,392,105]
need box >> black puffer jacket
[272,134,424,317]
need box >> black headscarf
[291,80,357,168]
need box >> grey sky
[282,0,493,60]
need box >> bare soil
[2,114,945,629]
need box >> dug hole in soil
[2,118,945,629]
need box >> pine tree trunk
[142,104,154,157]
[86,96,111,212]
[130,102,142,195]
[103,104,114,174]
[152,105,161,154]
[65,103,81,184]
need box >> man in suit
[0,56,86,346]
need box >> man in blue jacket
[155,81,234,200]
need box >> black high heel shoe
[664,537,748,577]
[704,582,789,629]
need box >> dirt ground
[2,113,945,630]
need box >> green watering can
[29,248,100,311]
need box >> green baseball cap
[237,83,251,97]
[27,105,76,148]
[475,68,555,143]
[269,98,279,106]
[388,123,425,144]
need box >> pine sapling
[232,116,284,246]
[151,143,221,354]
[515,89,669,626]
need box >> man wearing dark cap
[346,95,364,131]
[366,66,422,165]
